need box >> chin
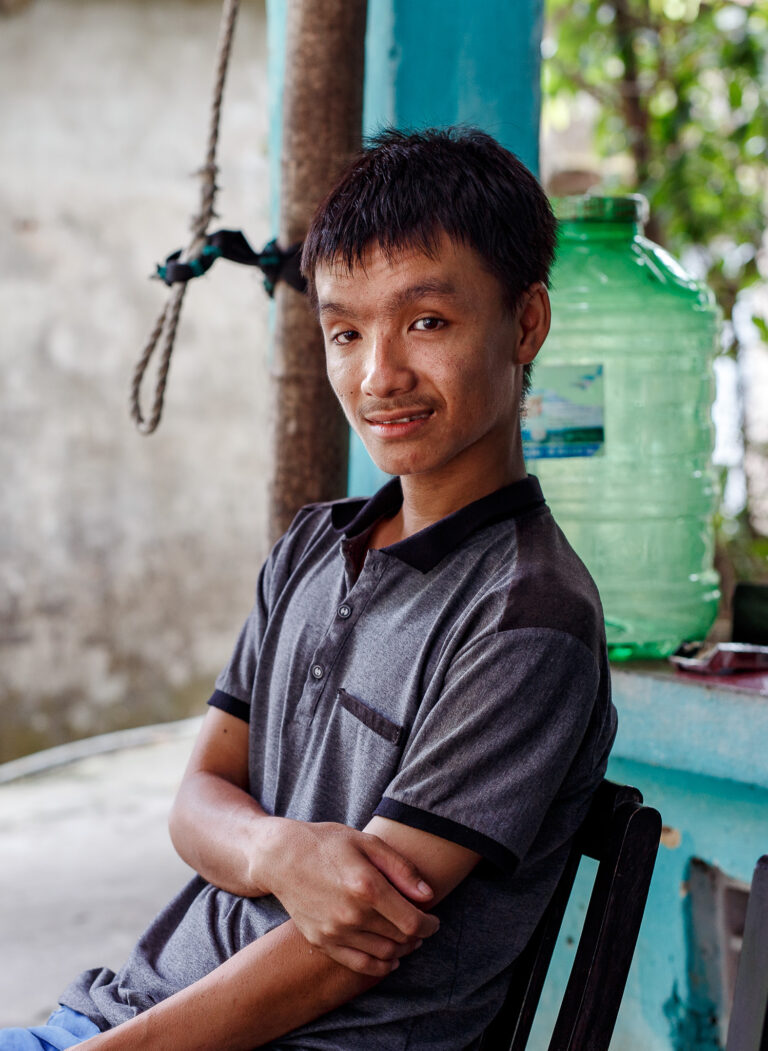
[373,455,445,479]
[359,436,461,480]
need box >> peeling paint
[662,825,683,849]
[664,982,721,1051]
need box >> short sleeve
[207,567,270,722]
[207,503,331,723]
[374,627,612,874]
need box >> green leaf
[752,315,768,344]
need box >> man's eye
[412,317,445,332]
[332,329,359,345]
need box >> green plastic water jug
[525,195,721,660]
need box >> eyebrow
[318,278,460,320]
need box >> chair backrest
[479,779,662,1051]
[726,854,768,1051]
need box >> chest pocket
[298,687,408,827]
[337,688,404,745]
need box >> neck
[370,431,527,548]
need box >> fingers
[270,822,441,968]
[322,940,418,978]
[327,922,426,974]
[337,930,423,962]
[362,834,434,904]
[346,862,440,942]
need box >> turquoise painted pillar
[266,0,544,496]
[266,0,286,236]
[363,0,543,171]
[353,0,544,495]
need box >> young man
[4,128,616,1050]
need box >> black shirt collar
[331,475,546,573]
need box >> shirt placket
[296,546,388,724]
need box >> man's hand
[77,815,482,1051]
[87,707,482,1049]
[259,818,440,975]
[169,709,440,975]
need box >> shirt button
[338,604,352,619]
[311,664,324,680]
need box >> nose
[361,329,416,399]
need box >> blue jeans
[0,1007,100,1050]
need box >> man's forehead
[314,235,473,306]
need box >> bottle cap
[553,194,650,224]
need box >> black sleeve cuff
[374,798,519,875]
[207,689,250,723]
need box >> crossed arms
[80,707,481,1050]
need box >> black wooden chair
[726,854,768,1051]
[479,780,662,1051]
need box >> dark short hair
[301,126,556,399]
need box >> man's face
[315,233,530,487]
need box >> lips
[367,411,433,425]
[362,407,435,440]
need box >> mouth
[367,411,433,426]
[362,408,435,440]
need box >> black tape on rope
[154,230,307,298]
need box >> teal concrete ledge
[611,662,768,791]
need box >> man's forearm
[167,710,438,976]
[80,918,382,1051]
[169,767,281,898]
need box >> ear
[514,283,551,365]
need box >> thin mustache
[361,398,437,419]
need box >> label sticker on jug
[522,364,605,459]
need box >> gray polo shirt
[62,475,616,1049]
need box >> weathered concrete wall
[0,0,271,760]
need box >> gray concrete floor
[0,719,202,1026]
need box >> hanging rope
[130,0,240,435]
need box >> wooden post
[268,0,366,543]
